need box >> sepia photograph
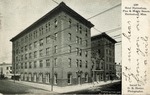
[0,0,122,94]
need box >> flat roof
[10,2,94,42]
[91,32,117,43]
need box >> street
[0,80,52,94]
[0,79,121,94]
[65,81,121,94]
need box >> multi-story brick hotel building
[10,2,94,86]
[91,33,116,82]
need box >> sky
[0,0,121,64]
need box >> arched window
[33,73,37,82]
[39,73,43,83]
[45,73,50,83]
[54,73,57,84]
[28,73,32,81]
[85,73,88,82]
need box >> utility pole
[51,35,56,91]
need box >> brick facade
[10,2,94,86]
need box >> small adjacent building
[10,2,94,86]
[0,62,12,79]
[91,33,117,82]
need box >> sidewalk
[9,80,120,93]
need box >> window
[46,47,50,55]
[54,58,57,66]
[54,19,58,28]
[34,61,37,68]
[79,25,82,34]
[16,49,18,55]
[39,39,44,46]
[54,73,57,84]
[55,33,57,40]
[79,49,82,56]
[25,54,27,60]
[25,45,28,51]
[34,30,38,38]
[76,23,79,31]
[69,19,71,27]
[68,58,71,67]
[39,26,43,35]
[29,62,32,68]
[68,45,71,53]
[34,41,37,48]
[46,59,50,67]
[85,61,88,68]
[29,44,32,50]
[67,74,72,84]
[29,33,32,40]
[29,52,32,59]
[21,47,23,52]
[16,56,18,62]
[85,73,88,82]
[25,62,27,69]
[40,60,43,68]
[109,50,112,56]
[106,56,108,62]
[79,38,82,45]
[101,62,103,69]
[21,63,23,69]
[45,73,50,83]
[85,40,88,46]
[76,36,79,43]
[21,55,23,61]
[68,33,71,40]
[34,51,37,58]
[46,36,51,43]
[54,45,57,53]
[98,49,101,55]
[85,29,88,36]
[6,67,9,70]
[85,51,88,57]
[39,50,43,57]
[76,48,79,55]
[80,60,82,68]
[25,35,28,43]
[21,38,24,44]
[76,59,79,67]
[48,22,51,31]
[16,64,18,69]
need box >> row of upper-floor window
[106,49,114,56]
[106,64,115,70]
[14,18,89,48]
[95,62,104,70]
[106,56,114,63]
[14,46,88,62]
[15,46,89,61]
[15,58,88,69]
[14,33,89,54]
[92,39,114,48]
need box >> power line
[52,0,59,4]
[87,3,121,20]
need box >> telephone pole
[51,35,56,91]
